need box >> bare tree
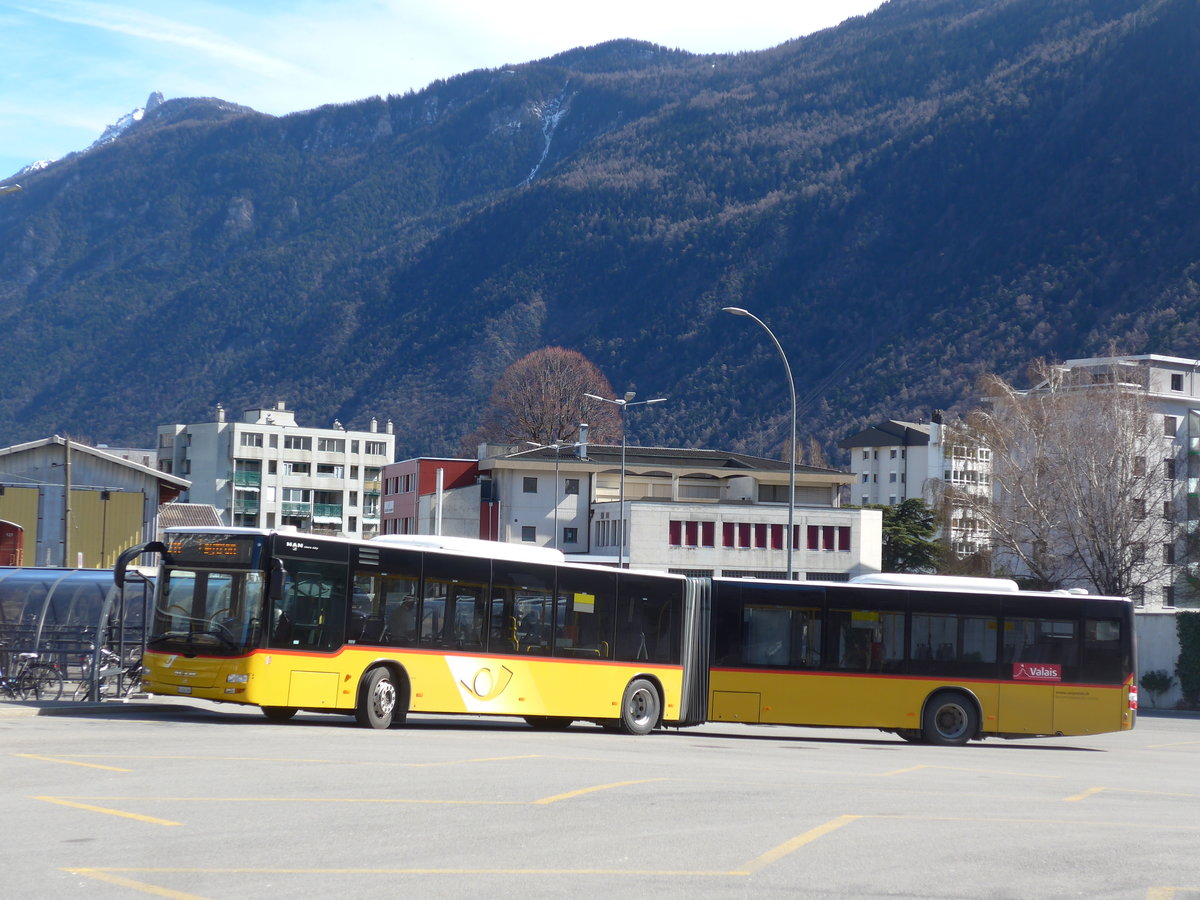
[467,347,621,449]
[957,360,1176,596]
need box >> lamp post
[583,391,667,568]
[723,306,797,580]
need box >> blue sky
[0,0,884,181]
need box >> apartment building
[1039,355,1200,610]
[839,416,992,556]
[387,439,880,580]
[156,402,394,540]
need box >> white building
[1042,354,1200,610]
[409,440,881,580]
[156,402,394,540]
[839,417,991,556]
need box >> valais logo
[1013,662,1062,682]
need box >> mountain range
[1,0,1197,465]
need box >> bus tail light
[1128,684,1138,710]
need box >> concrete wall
[1136,611,1186,709]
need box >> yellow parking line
[533,778,667,805]
[1064,786,1105,802]
[52,753,542,767]
[734,815,861,874]
[64,869,207,900]
[34,796,182,826]
[16,753,132,772]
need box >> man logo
[461,665,514,701]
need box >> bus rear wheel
[921,691,978,746]
[261,706,297,722]
[356,667,397,729]
[618,678,660,735]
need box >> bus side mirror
[269,558,286,606]
[115,541,166,586]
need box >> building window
[1165,458,1177,480]
[1164,586,1176,608]
[318,438,345,452]
[888,473,897,483]
[889,449,897,459]
[521,526,536,542]
[862,450,870,460]
[861,474,869,483]
[1171,373,1184,391]
[669,520,682,546]
[1164,543,1176,565]
[702,522,715,547]
[284,435,311,451]
[285,462,310,475]
[1131,586,1145,607]
[365,441,388,455]
[564,478,580,495]
[686,521,700,547]
[317,464,344,478]
[562,527,578,545]
[240,432,263,448]
[523,477,538,494]
[1164,416,1178,437]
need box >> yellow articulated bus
[117,531,1134,744]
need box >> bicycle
[73,646,143,701]
[0,645,66,701]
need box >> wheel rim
[373,678,396,718]
[628,687,652,728]
[934,702,968,740]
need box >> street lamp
[583,391,667,568]
[723,306,797,580]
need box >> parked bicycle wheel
[72,676,110,702]
[20,664,64,701]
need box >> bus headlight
[226,674,249,683]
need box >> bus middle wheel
[618,678,661,735]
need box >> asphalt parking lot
[2,698,1198,899]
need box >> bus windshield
[148,567,265,656]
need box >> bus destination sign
[166,533,258,566]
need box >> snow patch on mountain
[88,91,164,152]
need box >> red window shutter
[738,523,751,548]
[754,523,767,548]
[723,522,735,547]
[669,520,682,546]
[807,525,819,550]
[771,524,783,549]
[685,521,699,547]
[702,521,715,547]
[838,526,851,551]
[823,525,835,550]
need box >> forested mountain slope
[1,0,1196,462]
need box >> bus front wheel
[261,706,297,722]
[356,667,397,729]
[618,678,660,735]
[921,691,978,746]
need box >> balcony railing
[281,502,311,517]
[229,470,262,486]
[233,498,260,514]
[314,503,344,518]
